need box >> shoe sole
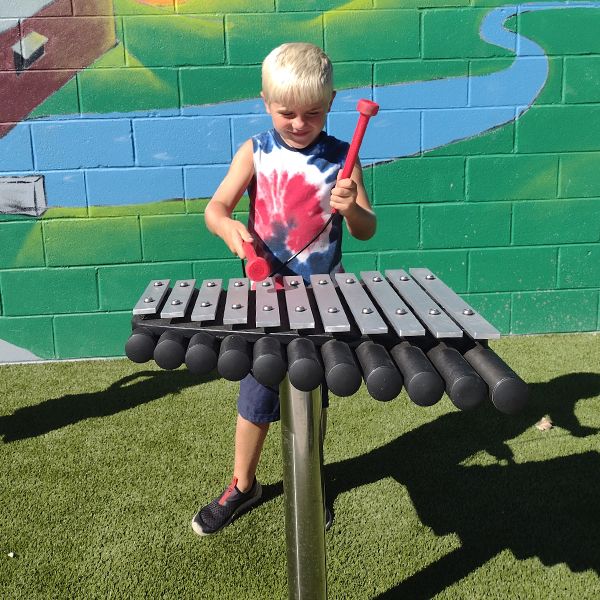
[191,482,263,537]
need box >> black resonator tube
[390,341,444,407]
[154,330,187,370]
[185,332,218,375]
[287,338,324,392]
[217,334,252,381]
[461,341,528,414]
[252,336,287,388]
[125,327,156,364]
[355,341,403,402]
[320,339,362,397]
[426,342,487,411]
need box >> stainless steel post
[280,375,327,600]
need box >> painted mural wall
[0,0,599,362]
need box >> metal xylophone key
[408,268,529,413]
[384,269,487,410]
[125,269,528,413]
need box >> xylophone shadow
[255,373,600,597]
[330,372,599,598]
[0,369,214,443]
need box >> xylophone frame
[281,379,327,598]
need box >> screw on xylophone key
[355,341,403,402]
[389,341,444,407]
[154,330,187,370]
[185,332,218,376]
[252,336,287,388]
[287,338,324,392]
[425,341,487,411]
[460,340,529,415]
[217,335,252,381]
[320,339,362,397]
[125,327,157,363]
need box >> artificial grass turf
[0,333,599,599]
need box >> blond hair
[262,43,333,107]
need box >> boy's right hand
[218,218,254,259]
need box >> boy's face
[263,94,335,149]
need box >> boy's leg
[192,375,276,536]
[191,416,265,536]
[234,414,270,492]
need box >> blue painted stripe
[480,6,518,53]
[0,124,33,171]
[375,77,468,109]
[31,119,134,170]
[43,171,87,208]
[133,117,231,166]
[331,87,374,112]
[469,57,549,107]
[231,115,273,152]
[423,107,516,151]
[0,2,597,207]
[183,98,264,117]
[184,165,229,199]
[86,168,184,205]
[328,110,421,159]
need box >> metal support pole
[280,375,327,600]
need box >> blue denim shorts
[237,374,329,424]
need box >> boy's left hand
[330,176,358,216]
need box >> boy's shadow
[0,369,213,443]
[261,373,600,598]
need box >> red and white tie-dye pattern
[253,170,328,255]
[248,130,347,282]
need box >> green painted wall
[0,0,599,360]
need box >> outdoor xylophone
[125,267,527,600]
[125,268,528,415]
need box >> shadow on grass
[356,372,600,598]
[0,369,214,443]
[2,366,598,596]
[262,373,600,598]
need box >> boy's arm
[330,163,376,241]
[204,140,255,258]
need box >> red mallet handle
[340,99,379,180]
[242,241,270,282]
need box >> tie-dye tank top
[247,129,349,284]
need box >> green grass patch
[1,333,599,598]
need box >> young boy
[192,42,376,536]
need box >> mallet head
[246,257,270,282]
[357,99,379,117]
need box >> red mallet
[340,98,379,180]
[242,240,270,282]
[332,99,379,215]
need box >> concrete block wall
[0,0,598,361]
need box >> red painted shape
[0,0,116,137]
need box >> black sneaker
[192,477,262,536]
